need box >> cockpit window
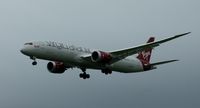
[24,42,33,45]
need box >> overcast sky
[0,0,199,108]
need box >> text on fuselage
[46,41,91,53]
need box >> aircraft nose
[20,42,34,56]
[20,46,30,55]
[20,48,26,55]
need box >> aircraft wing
[109,32,190,63]
[82,32,190,64]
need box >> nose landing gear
[30,56,37,66]
[32,61,37,65]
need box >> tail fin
[137,37,155,65]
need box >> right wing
[151,60,179,66]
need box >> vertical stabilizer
[137,37,155,66]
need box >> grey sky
[0,0,199,108]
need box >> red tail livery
[137,37,155,66]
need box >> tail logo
[140,51,151,60]
[137,37,155,65]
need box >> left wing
[109,32,190,63]
[82,32,190,64]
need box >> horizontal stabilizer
[151,60,179,66]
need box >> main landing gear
[79,68,90,79]
[101,68,112,75]
[30,56,37,66]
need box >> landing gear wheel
[32,61,37,65]
[86,74,90,79]
[105,72,109,75]
[79,73,84,78]
[83,76,87,79]
[102,68,112,75]
[79,73,87,79]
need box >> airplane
[20,32,190,79]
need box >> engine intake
[47,62,66,74]
[91,51,112,63]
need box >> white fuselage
[21,41,144,73]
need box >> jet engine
[91,51,112,63]
[47,62,66,74]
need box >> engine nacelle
[91,51,112,63]
[47,62,66,74]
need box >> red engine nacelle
[47,62,66,74]
[91,51,112,63]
